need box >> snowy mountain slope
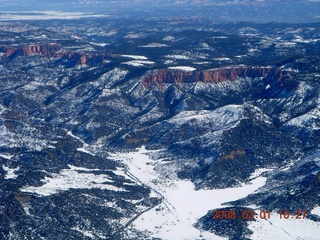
[0,19,319,239]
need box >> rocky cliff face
[1,43,119,65]
[142,66,292,87]
[1,43,61,58]
[4,46,18,57]
[22,43,61,56]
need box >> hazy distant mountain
[0,0,319,23]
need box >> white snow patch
[124,33,144,39]
[71,227,95,239]
[249,168,274,179]
[311,206,320,217]
[193,61,211,65]
[113,167,130,179]
[280,161,295,172]
[293,37,320,43]
[21,203,32,216]
[213,57,231,61]
[165,54,191,60]
[122,60,155,67]
[110,146,266,240]
[21,81,42,91]
[21,165,126,196]
[198,42,212,50]
[0,106,7,115]
[99,68,128,91]
[163,36,175,41]
[140,43,168,48]
[168,66,196,71]
[131,177,265,240]
[164,60,175,65]
[90,42,109,47]
[235,55,247,58]
[121,55,148,60]
[0,153,14,160]
[285,110,320,130]
[168,105,244,131]
[212,36,228,39]
[2,166,20,179]
[281,42,297,46]
[76,147,95,156]
[67,131,83,141]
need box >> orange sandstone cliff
[142,66,292,87]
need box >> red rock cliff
[22,43,61,56]
[142,66,291,87]
[1,43,119,65]
[5,46,18,58]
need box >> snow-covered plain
[108,146,320,240]
[20,165,127,196]
[109,147,268,240]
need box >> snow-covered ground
[89,42,109,47]
[213,57,231,61]
[168,66,196,71]
[248,212,320,240]
[120,54,155,67]
[311,206,320,217]
[140,43,168,48]
[164,106,245,141]
[121,55,148,60]
[165,55,191,60]
[109,147,268,240]
[0,153,14,160]
[2,165,19,179]
[20,165,127,196]
[67,130,96,156]
[212,36,228,39]
[123,60,155,67]
[76,147,95,156]
[109,145,320,239]
[284,108,320,131]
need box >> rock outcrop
[22,43,61,56]
[0,43,119,65]
[0,43,61,58]
[142,66,292,87]
[5,46,18,58]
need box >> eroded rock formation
[142,66,292,87]
[0,43,119,65]
[22,43,61,56]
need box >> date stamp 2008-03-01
[212,209,308,220]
